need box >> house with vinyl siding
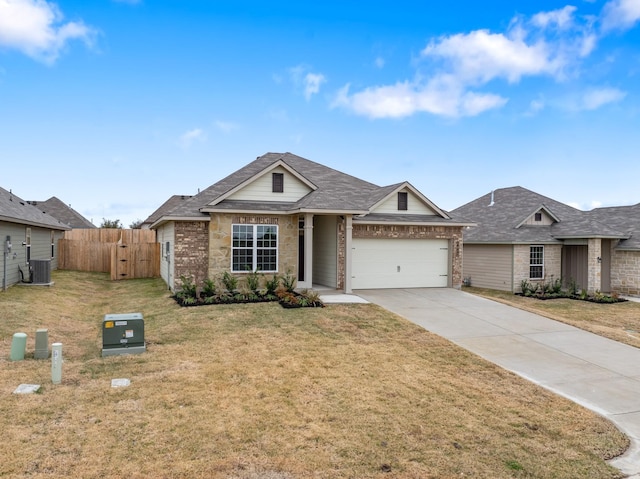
[452,186,640,296]
[0,187,70,290]
[146,152,473,292]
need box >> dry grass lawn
[464,287,640,349]
[0,271,629,478]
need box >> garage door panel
[352,238,449,289]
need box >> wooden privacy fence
[58,229,160,280]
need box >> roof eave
[0,215,71,231]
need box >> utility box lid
[102,312,145,357]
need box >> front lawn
[0,271,628,478]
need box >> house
[27,197,95,229]
[452,186,640,296]
[1,187,71,290]
[147,152,472,292]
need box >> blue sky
[1,0,639,227]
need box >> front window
[51,231,55,258]
[529,245,544,279]
[232,224,278,272]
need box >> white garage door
[352,238,449,289]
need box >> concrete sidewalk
[357,288,640,477]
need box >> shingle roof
[142,195,193,227]
[28,197,95,229]
[590,203,640,249]
[0,188,70,230]
[452,186,632,247]
[152,152,470,226]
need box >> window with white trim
[232,224,278,272]
[529,245,544,279]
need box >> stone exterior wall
[611,248,640,296]
[513,244,562,291]
[587,238,602,294]
[208,213,298,284]
[174,221,209,288]
[337,222,464,289]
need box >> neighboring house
[28,197,95,229]
[452,186,639,296]
[1,187,71,290]
[147,152,472,292]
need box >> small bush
[221,271,238,294]
[246,271,260,292]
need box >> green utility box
[102,313,145,357]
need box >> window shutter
[272,173,284,193]
[398,192,408,211]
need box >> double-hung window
[232,224,278,272]
[529,245,544,279]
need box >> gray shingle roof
[28,197,95,229]
[590,203,640,249]
[152,152,470,226]
[452,186,633,247]
[0,187,70,230]
[142,195,193,227]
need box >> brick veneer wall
[513,244,562,291]
[208,213,298,283]
[337,222,464,289]
[611,248,640,296]
[174,221,209,288]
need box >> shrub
[202,278,216,298]
[246,271,261,292]
[176,275,197,300]
[264,275,280,295]
[221,271,238,294]
[281,270,296,292]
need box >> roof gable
[215,162,315,206]
[515,205,560,228]
[369,182,450,219]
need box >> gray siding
[312,215,338,288]
[1,221,63,289]
[463,244,513,291]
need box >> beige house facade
[149,152,472,293]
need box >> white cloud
[421,29,563,84]
[332,77,507,119]
[289,65,326,100]
[531,6,578,30]
[581,87,626,109]
[178,128,205,148]
[0,0,96,64]
[374,56,385,69]
[303,72,326,101]
[334,5,602,119]
[214,120,239,134]
[601,0,640,31]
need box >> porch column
[344,215,353,293]
[302,213,314,289]
[587,238,602,294]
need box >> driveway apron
[356,288,640,477]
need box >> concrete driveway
[356,288,640,477]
